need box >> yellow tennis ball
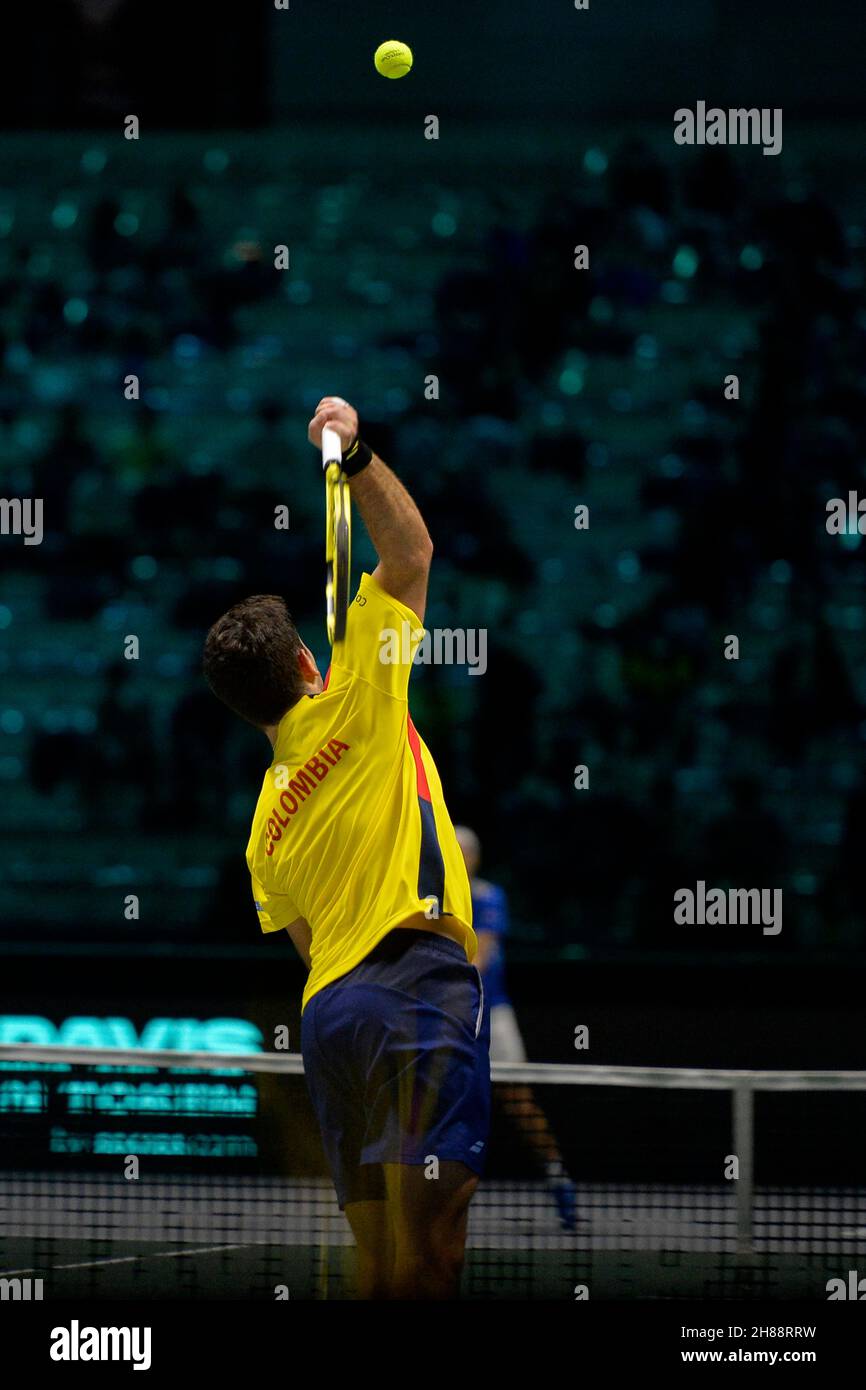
[374,40,413,80]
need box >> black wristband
[340,437,373,477]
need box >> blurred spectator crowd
[1,128,865,956]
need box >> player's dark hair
[203,595,306,727]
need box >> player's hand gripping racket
[322,426,351,646]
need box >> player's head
[454,825,481,877]
[203,595,323,729]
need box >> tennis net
[1,1046,865,1300]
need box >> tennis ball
[374,40,413,80]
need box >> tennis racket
[322,425,351,646]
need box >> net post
[732,1082,754,1254]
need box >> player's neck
[263,685,320,749]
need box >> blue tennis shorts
[301,929,491,1209]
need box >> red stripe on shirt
[406,716,431,801]
[322,665,331,691]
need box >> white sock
[545,1160,568,1184]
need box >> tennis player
[455,825,577,1231]
[203,397,490,1299]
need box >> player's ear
[297,643,320,682]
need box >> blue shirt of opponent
[472,878,510,1008]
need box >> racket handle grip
[321,426,342,470]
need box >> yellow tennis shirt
[246,571,476,1010]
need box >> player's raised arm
[308,397,433,623]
